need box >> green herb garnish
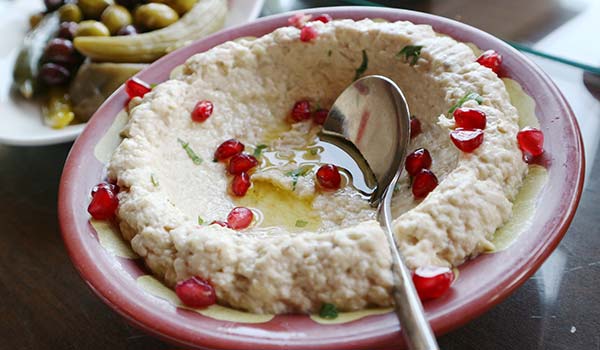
[327,49,332,57]
[198,216,204,225]
[150,83,158,88]
[150,174,159,187]
[353,50,368,81]
[285,165,313,190]
[253,144,268,158]
[309,148,319,156]
[447,92,484,114]
[319,303,338,319]
[295,219,309,228]
[178,138,203,165]
[397,45,423,66]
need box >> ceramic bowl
[58,7,585,350]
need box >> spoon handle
[379,180,440,350]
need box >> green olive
[74,20,110,37]
[58,4,83,23]
[101,5,132,35]
[78,0,114,19]
[148,0,197,15]
[134,3,179,31]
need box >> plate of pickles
[0,0,264,146]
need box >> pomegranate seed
[450,128,484,153]
[291,100,311,122]
[231,172,251,197]
[91,182,119,196]
[175,276,216,308]
[125,77,151,99]
[412,169,438,198]
[517,127,544,157]
[405,148,432,176]
[412,266,454,301]
[453,107,487,130]
[87,186,119,220]
[227,207,254,230]
[214,139,245,161]
[313,108,329,125]
[211,220,231,228]
[476,50,502,75]
[300,25,318,42]
[228,154,258,175]
[191,100,214,122]
[316,164,342,190]
[288,13,312,28]
[313,14,332,23]
[410,116,422,139]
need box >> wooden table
[1,0,599,348]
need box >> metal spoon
[318,75,439,350]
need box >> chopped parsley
[319,303,338,319]
[327,49,332,57]
[447,92,484,114]
[285,165,313,190]
[397,45,423,66]
[295,219,309,228]
[309,148,319,156]
[150,174,159,187]
[178,138,203,165]
[353,50,368,81]
[253,144,268,158]
[198,216,204,225]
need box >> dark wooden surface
[1,0,599,349]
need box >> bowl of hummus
[58,6,584,350]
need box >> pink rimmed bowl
[58,7,585,350]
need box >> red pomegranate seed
[211,220,231,228]
[227,207,254,230]
[231,172,251,197]
[191,100,214,122]
[87,185,119,220]
[316,164,341,190]
[91,182,119,196]
[214,139,245,161]
[476,50,502,75]
[175,276,216,308]
[405,148,432,176]
[300,25,318,42]
[410,116,422,139]
[453,107,487,130]
[412,266,454,301]
[313,14,332,23]
[412,169,438,198]
[228,154,258,175]
[517,127,544,157]
[291,100,311,122]
[125,77,152,99]
[313,108,329,125]
[450,128,484,153]
[288,13,312,28]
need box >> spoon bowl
[318,75,411,204]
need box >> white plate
[0,0,264,146]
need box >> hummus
[108,19,527,314]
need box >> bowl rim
[58,6,585,350]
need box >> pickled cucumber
[69,62,148,121]
[13,12,60,99]
[73,0,226,63]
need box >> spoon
[318,75,439,350]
